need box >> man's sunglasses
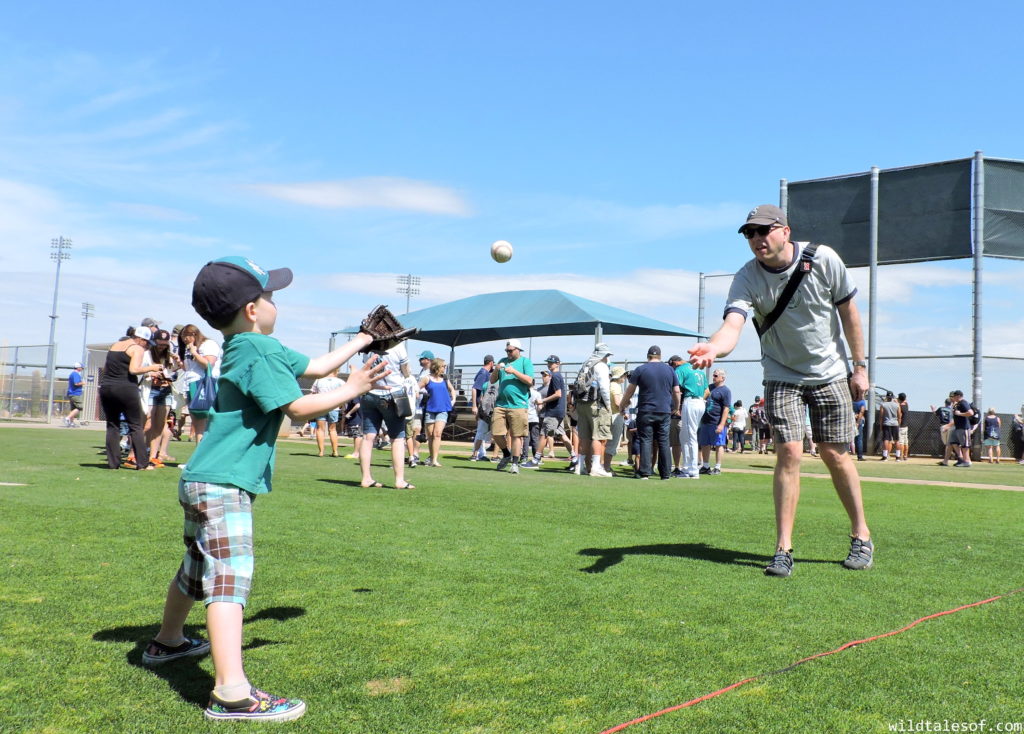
[742,224,783,239]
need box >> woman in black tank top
[98,327,164,469]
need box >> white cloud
[109,202,197,222]
[247,177,473,216]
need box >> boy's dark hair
[192,256,293,329]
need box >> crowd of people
[89,320,223,470]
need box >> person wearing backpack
[930,396,955,466]
[688,204,873,578]
[571,343,614,477]
[949,389,974,467]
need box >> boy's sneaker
[953,461,971,468]
[764,550,794,577]
[589,464,613,478]
[205,686,306,722]
[843,537,874,570]
[709,467,721,475]
[698,466,711,475]
[509,462,520,475]
[496,456,511,471]
[521,458,541,469]
[141,636,210,665]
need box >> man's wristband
[852,360,868,368]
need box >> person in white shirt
[730,400,748,453]
[359,344,414,489]
[177,324,221,444]
[311,369,346,457]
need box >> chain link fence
[0,344,70,422]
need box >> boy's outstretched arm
[303,333,374,378]
[688,312,745,369]
[285,354,389,423]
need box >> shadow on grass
[578,543,836,573]
[92,606,306,708]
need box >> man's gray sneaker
[496,456,511,471]
[764,550,793,577]
[843,537,874,570]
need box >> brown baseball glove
[359,304,419,353]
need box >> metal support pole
[697,272,706,339]
[779,178,788,213]
[81,302,94,368]
[972,150,985,412]
[8,347,19,416]
[866,167,880,445]
[595,323,603,346]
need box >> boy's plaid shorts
[765,378,855,445]
[174,480,255,607]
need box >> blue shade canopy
[343,289,703,347]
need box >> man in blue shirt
[699,369,732,475]
[618,346,680,480]
[65,362,84,427]
[534,355,575,467]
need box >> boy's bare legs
[153,580,196,645]
[207,601,247,688]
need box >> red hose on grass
[599,588,1024,734]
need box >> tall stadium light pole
[697,272,734,379]
[45,237,72,423]
[81,302,95,368]
[396,274,421,314]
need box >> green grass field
[2,427,1022,733]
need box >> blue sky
[1,1,1021,411]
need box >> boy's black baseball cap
[192,256,293,328]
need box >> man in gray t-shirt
[688,204,873,578]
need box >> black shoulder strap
[753,244,819,338]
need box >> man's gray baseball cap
[738,204,788,233]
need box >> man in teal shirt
[675,359,708,479]
[489,338,534,474]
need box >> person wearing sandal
[359,344,415,490]
[419,357,455,468]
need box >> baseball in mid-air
[490,240,513,263]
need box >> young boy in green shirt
[141,256,389,722]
